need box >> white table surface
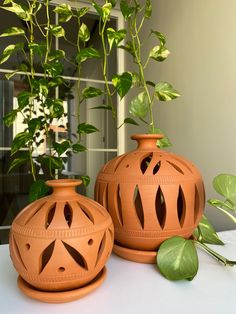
[1,230,236,314]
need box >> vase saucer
[113,244,157,264]
[17,267,107,303]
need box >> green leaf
[124,117,139,126]
[72,143,87,152]
[8,151,29,173]
[28,42,47,57]
[208,199,234,211]
[112,72,132,99]
[150,45,170,62]
[5,69,20,80]
[77,123,99,134]
[3,109,18,126]
[151,127,172,148]
[145,0,152,18]
[0,44,22,65]
[48,25,65,38]
[0,2,30,21]
[120,0,135,20]
[151,30,166,46]
[90,105,112,110]
[17,91,36,110]
[82,86,103,99]
[3,0,13,4]
[157,237,199,281]
[155,82,180,101]
[193,215,224,245]
[44,61,63,77]
[107,28,126,50]
[48,98,64,118]
[29,180,50,203]
[28,117,43,135]
[131,72,140,87]
[119,41,136,58]
[77,7,89,18]
[76,47,100,63]
[80,175,90,187]
[129,92,149,118]
[54,4,72,22]
[48,49,65,61]
[0,26,25,37]
[11,132,30,155]
[79,23,90,42]
[53,141,70,156]
[48,77,64,88]
[213,174,236,205]
[92,2,112,21]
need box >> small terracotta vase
[95,134,205,263]
[9,179,114,303]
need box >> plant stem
[212,205,236,224]
[195,241,236,266]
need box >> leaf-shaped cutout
[134,185,144,229]
[116,185,123,225]
[155,187,166,228]
[64,203,73,227]
[177,186,186,227]
[45,203,56,229]
[153,161,161,174]
[114,154,127,172]
[24,202,46,225]
[140,153,153,174]
[167,161,184,175]
[96,231,106,267]
[102,184,108,210]
[62,241,88,270]
[194,185,200,223]
[40,241,55,274]
[12,235,27,270]
[79,203,94,224]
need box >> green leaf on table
[150,45,170,62]
[120,0,135,20]
[77,123,99,134]
[0,2,30,21]
[80,175,90,187]
[8,151,29,173]
[77,7,89,18]
[124,117,139,126]
[76,47,100,63]
[11,132,30,155]
[112,72,132,99]
[157,236,199,281]
[72,143,87,153]
[82,86,103,99]
[151,30,166,46]
[107,28,126,50]
[54,4,72,22]
[3,109,18,126]
[193,215,224,245]
[48,25,65,38]
[29,179,50,203]
[79,23,90,42]
[213,174,236,206]
[155,82,180,101]
[0,26,25,37]
[0,43,22,65]
[53,141,70,156]
[129,92,149,118]
[145,0,152,18]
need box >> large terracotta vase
[95,134,205,264]
[9,179,114,303]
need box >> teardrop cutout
[62,241,88,270]
[153,161,161,174]
[40,240,55,274]
[45,203,56,229]
[167,161,184,174]
[155,187,166,228]
[64,203,73,227]
[95,231,106,266]
[177,186,186,226]
[140,153,153,174]
[116,185,123,226]
[194,185,200,223]
[134,185,144,229]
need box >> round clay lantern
[9,179,114,303]
[95,134,205,264]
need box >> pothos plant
[0,0,102,200]
[92,0,236,281]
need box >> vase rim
[46,179,82,187]
[131,133,164,140]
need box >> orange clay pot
[95,134,205,264]
[9,179,114,303]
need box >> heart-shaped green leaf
[82,87,103,99]
[145,0,152,18]
[107,28,126,50]
[0,26,25,37]
[79,23,90,42]
[194,215,224,245]
[120,0,135,20]
[155,82,180,101]
[29,180,50,203]
[157,236,199,281]
[129,92,149,118]
[150,45,170,62]
[77,123,99,134]
[54,4,72,22]
[76,47,100,63]
[213,174,236,205]
[112,72,132,99]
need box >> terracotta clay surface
[95,134,205,262]
[9,179,114,300]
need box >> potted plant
[94,0,236,280]
[0,0,114,302]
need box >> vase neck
[46,179,82,197]
[131,134,164,150]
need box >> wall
[125,0,236,230]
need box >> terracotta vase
[95,134,205,264]
[9,179,114,303]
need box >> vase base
[113,244,157,264]
[17,267,107,303]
